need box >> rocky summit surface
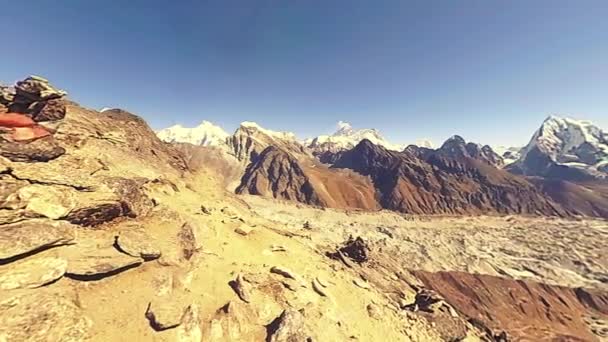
[0,77,607,342]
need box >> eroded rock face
[0,291,92,342]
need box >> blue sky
[1,0,607,146]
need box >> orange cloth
[0,113,35,128]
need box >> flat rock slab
[65,246,142,280]
[0,291,91,342]
[116,228,161,260]
[0,256,67,290]
[0,219,75,263]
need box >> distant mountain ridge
[156,121,229,146]
[304,121,404,154]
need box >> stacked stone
[0,76,67,161]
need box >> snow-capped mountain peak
[511,115,608,178]
[335,121,355,136]
[305,121,402,153]
[526,115,608,159]
[238,121,297,141]
[156,120,229,146]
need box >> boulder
[0,291,91,342]
[267,309,309,342]
[0,256,67,290]
[0,220,75,263]
[115,228,161,260]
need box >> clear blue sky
[1,0,607,146]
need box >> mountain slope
[509,116,608,180]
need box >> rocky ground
[0,77,606,341]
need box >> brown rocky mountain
[435,135,504,167]
[236,146,379,210]
[332,138,567,216]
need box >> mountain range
[156,115,608,218]
[2,76,607,341]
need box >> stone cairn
[0,76,68,161]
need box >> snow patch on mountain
[156,120,229,146]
